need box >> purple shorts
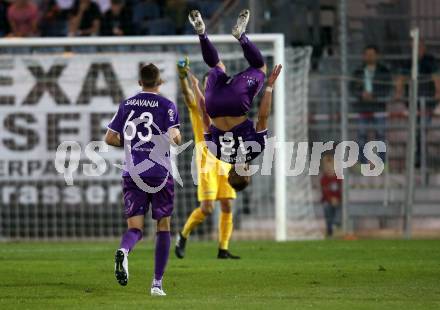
[204,119,268,164]
[122,176,174,220]
[205,66,265,118]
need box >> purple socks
[199,33,220,68]
[238,33,265,69]
[154,231,171,282]
[120,229,170,287]
[119,228,143,252]
[199,32,264,69]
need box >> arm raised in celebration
[177,57,197,110]
[256,64,282,132]
[189,72,211,132]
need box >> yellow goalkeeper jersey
[186,98,236,201]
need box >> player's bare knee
[201,200,215,215]
[157,216,171,231]
[127,215,144,231]
[220,199,232,213]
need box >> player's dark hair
[228,165,250,192]
[364,44,379,53]
[140,63,162,88]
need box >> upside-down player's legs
[232,9,265,70]
[238,34,265,69]
[190,9,264,70]
[189,9,265,119]
[199,34,220,68]
[189,10,220,68]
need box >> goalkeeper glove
[177,56,190,79]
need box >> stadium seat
[146,18,176,35]
[198,0,221,18]
[132,1,161,35]
[41,21,68,37]
[183,23,196,34]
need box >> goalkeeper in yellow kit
[175,57,240,259]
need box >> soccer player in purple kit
[188,9,282,189]
[104,63,181,296]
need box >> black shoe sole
[175,246,185,259]
[217,250,241,259]
[228,256,241,259]
[217,255,241,259]
[189,10,200,21]
[114,250,128,286]
[175,234,186,259]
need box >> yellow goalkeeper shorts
[187,100,236,201]
[197,155,237,202]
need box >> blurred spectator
[7,0,39,37]
[132,0,161,35]
[320,153,342,237]
[395,40,440,112]
[40,0,73,36]
[69,0,101,36]
[0,0,10,37]
[100,0,133,36]
[56,0,75,10]
[395,40,440,167]
[351,45,392,112]
[94,0,111,14]
[164,0,188,34]
[350,45,391,163]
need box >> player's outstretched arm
[169,127,182,146]
[179,78,196,108]
[189,72,211,132]
[177,57,197,110]
[256,64,282,132]
[104,129,122,147]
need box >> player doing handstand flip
[188,9,282,190]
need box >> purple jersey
[108,91,180,180]
[204,119,267,164]
[205,66,265,118]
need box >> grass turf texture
[0,240,439,309]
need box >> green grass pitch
[0,240,439,309]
